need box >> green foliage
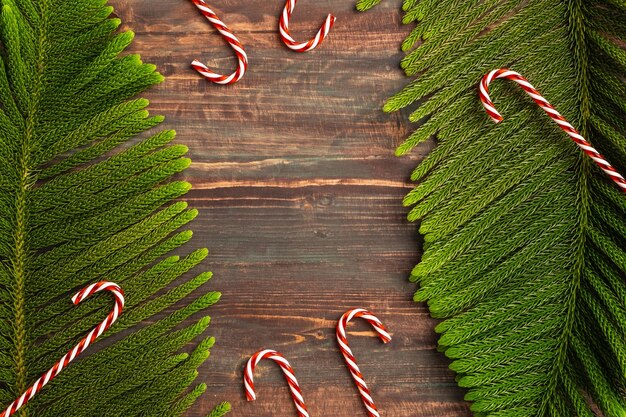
[207,402,232,417]
[0,0,227,415]
[360,0,626,415]
[356,0,385,12]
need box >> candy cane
[190,0,248,84]
[244,349,309,417]
[279,0,336,52]
[336,308,391,417]
[480,68,626,192]
[2,282,124,416]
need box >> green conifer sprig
[0,0,227,415]
[359,0,626,415]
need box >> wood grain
[110,0,471,415]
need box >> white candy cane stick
[480,68,626,192]
[279,0,336,52]
[190,0,248,84]
[244,349,309,417]
[2,282,124,416]
[337,308,391,417]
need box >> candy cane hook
[279,0,336,52]
[2,282,124,416]
[337,308,391,417]
[480,68,626,192]
[190,0,248,84]
[244,349,310,417]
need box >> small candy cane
[244,349,309,417]
[337,308,391,417]
[2,282,124,416]
[480,68,626,192]
[279,0,336,52]
[190,0,248,84]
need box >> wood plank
[109,0,472,415]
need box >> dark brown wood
[111,0,471,415]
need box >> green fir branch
[0,0,223,415]
[359,0,626,415]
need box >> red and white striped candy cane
[480,68,626,192]
[279,0,336,52]
[244,349,309,417]
[337,308,391,417]
[190,0,248,84]
[2,282,124,416]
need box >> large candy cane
[337,308,391,417]
[190,0,248,84]
[279,0,336,52]
[480,68,626,192]
[2,282,124,416]
[244,349,310,417]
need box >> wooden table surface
[112,0,471,415]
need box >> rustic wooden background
[111,0,471,415]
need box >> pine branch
[207,401,232,417]
[359,0,626,415]
[0,0,222,415]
